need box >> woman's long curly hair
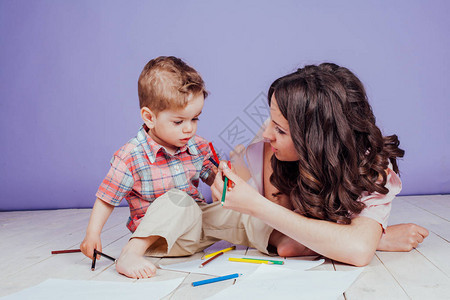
[269,63,404,224]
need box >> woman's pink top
[244,121,402,229]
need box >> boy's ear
[141,107,156,129]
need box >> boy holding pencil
[80,56,272,279]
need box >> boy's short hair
[138,56,208,112]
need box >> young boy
[81,56,272,279]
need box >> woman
[211,63,428,266]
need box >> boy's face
[143,93,205,155]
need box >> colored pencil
[94,249,116,262]
[236,257,284,265]
[226,161,232,188]
[228,257,278,264]
[202,246,236,260]
[221,161,233,205]
[91,249,116,271]
[91,253,97,271]
[208,142,220,165]
[51,249,82,255]
[191,273,241,287]
[221,176,228,205]
[199,252,223,268]
[208,157,219,167]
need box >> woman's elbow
[346,244,376,267]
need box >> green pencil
[221,176,228,206]
[221,161,232,206]
[240,257,284,265]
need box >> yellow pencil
[202,246,236,260]
[228,257,274,264]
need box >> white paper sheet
[0,277,185,300]
[207,264,363,300]
[159,252,324,276]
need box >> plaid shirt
[96,125,216,232]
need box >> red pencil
[199,251,224,268]
[208,142,220,165]
[227,161,232,188]
[51,249,82,255]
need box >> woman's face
[263,95,300,162]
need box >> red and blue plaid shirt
[96,125,216,232]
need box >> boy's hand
[204,161,236,186]
[81,198,114,259]
[80,233,102,259]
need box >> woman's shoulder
[356,165,402,228]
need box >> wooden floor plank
[389,197,450,242]
[376,249,450,299]
[0,209,132,297]
[1,195,449,299]
[334,255,409,299]
[401,194,450,221]
[414,232,450,277]
[0,207,130,277]
[0,209,89,241]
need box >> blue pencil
[191,273,241,287]
[208,157,219,167]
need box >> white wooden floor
[0,195,449,299]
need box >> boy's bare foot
[269,230,317,257]
[115,237,158,279]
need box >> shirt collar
[137,125,199,163]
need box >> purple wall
[1,1,449,211]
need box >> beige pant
[130,189,273,257]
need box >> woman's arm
[378,223,429,251]
[211,162,382,267]
[261,143,428,254]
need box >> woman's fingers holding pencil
[211,162,262,214]
[219,161,240,188]
[211,162,229,203]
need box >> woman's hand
[211,161,263,215]
[377,223,429,251]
